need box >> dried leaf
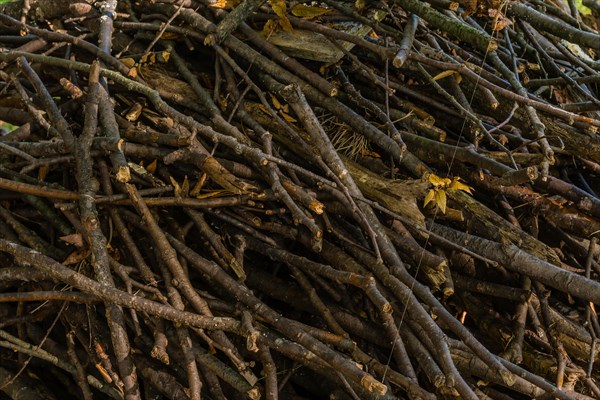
[209,0,227,8]
[291,4,332,19]
[281,111,297,123]
[553,87,570,104]
[121,58,136,68]
[489,8,512,31]
[428,173,451,187]
[158,32,179,40]
[146,159,158,174]
[547,195,568,208]
[209,0,241,9]
[493,16,512,31]
[424,189,436,207]
[269,92,282,109]
[257,104,271,115]
[432,69,456,81]
[449,177,473,194]
[261,19,280,37]
[60,233,85,248]
[190,174,207,197]
[63,248,91,265]
[360,148,381,158]
[196,190,228,199]
[181,176,190,198]
[453,71,462,84]
[269,0,293,32]
[140,53,149,64]
[461,0,477,16]
[435,189,447,214]
[279,16,293,32]
[170,176,182,198]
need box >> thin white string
[379,13,501,392]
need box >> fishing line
[379,6,505,392]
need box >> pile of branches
[0,0,600,398]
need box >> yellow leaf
[435,190,447,214]
[170,176,182,198]
[121,58,136,68]
[190,174,207,197]
[454,71,462,84]
[432,70,456,81]
[424,189,436,207]
[261,19,280,37]
[196,190,228,199]
[257,104,271,115]
[291,4,332,18]
[209,0,240,9]
[181,176,190,198]
[159,32,179,40]
[209,0,227,8]
[146,159,158,174]
[279,16,293,32]
[449,177,473,194]
[281,111,297,123]
[269,0,285,15]
[269,0,293,32]
[428,173,451,188]
[269,92,282,110]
